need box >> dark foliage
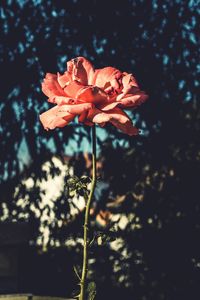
[0,0,200,299]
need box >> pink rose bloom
[40,57,148,136]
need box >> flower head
[40,57,148,135]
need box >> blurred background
[0,0,200,299]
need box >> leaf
[87,281,96,300]
[95,227,118,246]
[67,174,90,198]
[67,175,80,189]
[80,175,91,184]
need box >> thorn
[73,266,81,281]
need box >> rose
[39,56,148,300]
[40,57,148,135]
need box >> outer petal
[42,73,66,98]
[78,111,94,126]
[87,107,138,136]
[98,91,148,111]
[39,106,75,130]
[115,73,139,101]
[110,117,139,136]
[122,73,138,89]
[67,57,95,85]
[117,92,148,108]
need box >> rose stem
[79,124,97,300]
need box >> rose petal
[57,102,94,115]
[63,80,85,98]
[78,111,94,126]
[64,81,108,104]
[67,57,95,85]
[114,73,139,101]
[48,96,77,105]
[78,111,88,123]
[93,67,122,89]
[110,78,120,91]
[57,72,72,88]
[116,86,140,101]
[77,86,108,104]
[39,106,75,130]
[117,92,148,108]
[98,92,148,111]
[88,107,126,124]
[87,107,138,136]
[108,108,139,135]
[42,73,66,98]
[122,73,138,89]
[110,118,138,136]
[98,101,119,111]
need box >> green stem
[79,125,97,300]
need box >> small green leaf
[87,281,96,300]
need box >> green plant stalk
[79,125,97,300]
